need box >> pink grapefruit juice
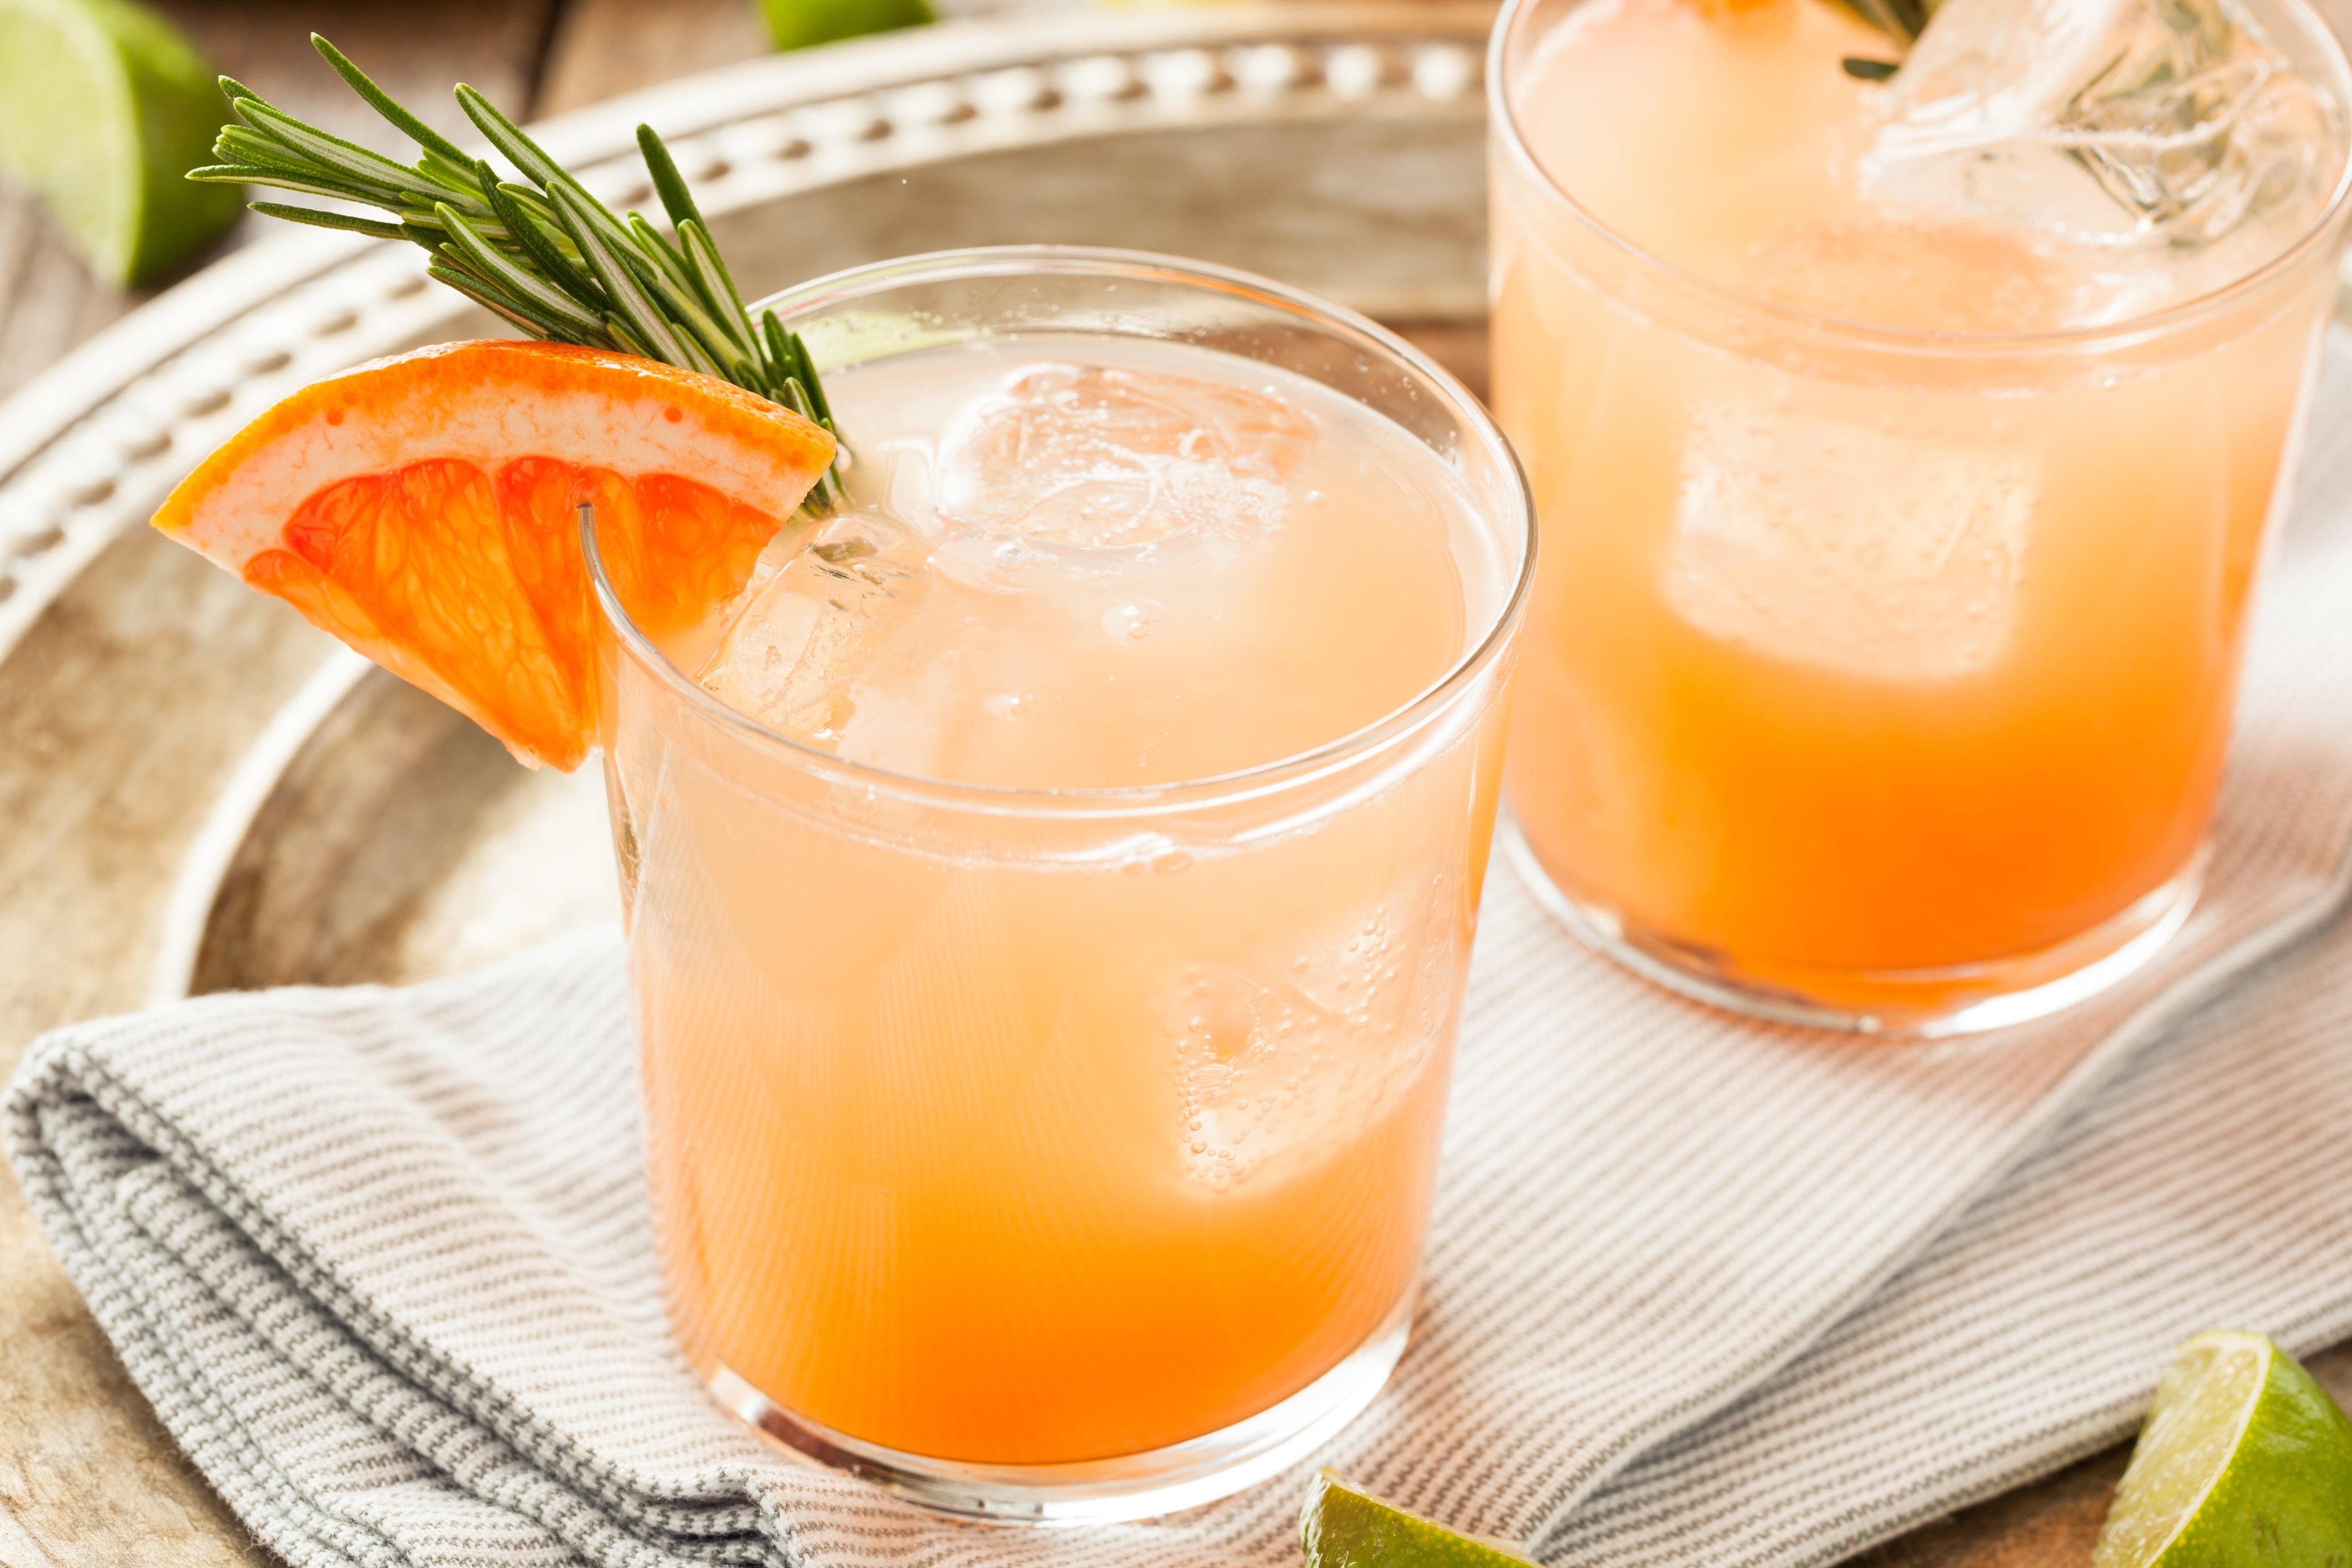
[601,331,1521,1463]
[1491,0,2351,1018]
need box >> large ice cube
[1664,401,2034,684]
[1864,0,2338,249]
[696,513,928,748]
[1171,894,1456,1189]
[935,363,1315,550]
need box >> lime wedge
[1302,1470,1536,1568]
[0,0,238,284]
[758,0,933,53]
[2093,1331,2352,1568]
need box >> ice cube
[1864,0,2339,249]
[1664,400,2033,684]
[935,363,1315,550]
[1171,900,1453,1189]
[696,513,928,747]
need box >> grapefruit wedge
[154,339,835,769]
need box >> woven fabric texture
[10,349,2352,1568]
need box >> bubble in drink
[1866,0,2340,250]
[695,513,927,748]
[935,363,1315,549]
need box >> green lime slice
[2094,1330,2352,1568]
[0,0,238,284]
[758,0,933,53]
[1302,1470,1536,1568]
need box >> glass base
[1504,821,2205,1038]
[706,1283,1415,1525]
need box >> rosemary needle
[190,34,848,515]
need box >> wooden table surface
[0,9,769,1564]
[4,3,2351,1566]
[0,0,778,409]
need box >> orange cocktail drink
[589,251,1531,1518]
[1489,0,2352,1030]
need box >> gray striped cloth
[10,337,2352,1568]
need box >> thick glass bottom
[705,1282,1417,1525]
[1505,821,2205,1038]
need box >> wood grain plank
[532,0,1077,116]
[0,189,143,404]
[0,12,568,1564]
[145,0,563,154]
[0,538,331,1568]
[0,0,562,407]
[1855,1344,2352,1566]
[537,0,770,115]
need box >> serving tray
[2,5,2344,1562]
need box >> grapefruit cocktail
[157,50,1532,1523]
[1489,0,2352,1030]
[592,251,1533,1516]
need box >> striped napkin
[10,340,2352,1568]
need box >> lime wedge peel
[0,0,239,284]
[758,0,935,53]
[2093,1330,2352,1568]
[1302,1469,1537,1568]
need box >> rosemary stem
[194,33,848,514]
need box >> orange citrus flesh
[153,339,835,769]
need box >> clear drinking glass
[1488,0,2352,1035]
[585,249,1532,1521]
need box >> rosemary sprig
[1824,0,1938,81]
[190,35,846,514]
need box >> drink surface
[676,334,1496,790]
[618,335,1512,1463]
[1515,0,2344,331]
[1493,0,2349,1008]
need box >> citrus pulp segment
[0,0,238,284]
[1302,1471,1536,1568]
[2092,1330,2352,1568]
[153,339,835,770]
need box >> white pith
[172,372,823,574]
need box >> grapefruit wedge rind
[153,339,835,770]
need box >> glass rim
[584,243,1536,815]
[1486,0,2352,353]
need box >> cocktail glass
[584,249,1532,1521]
[1488,0,2352,1034]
